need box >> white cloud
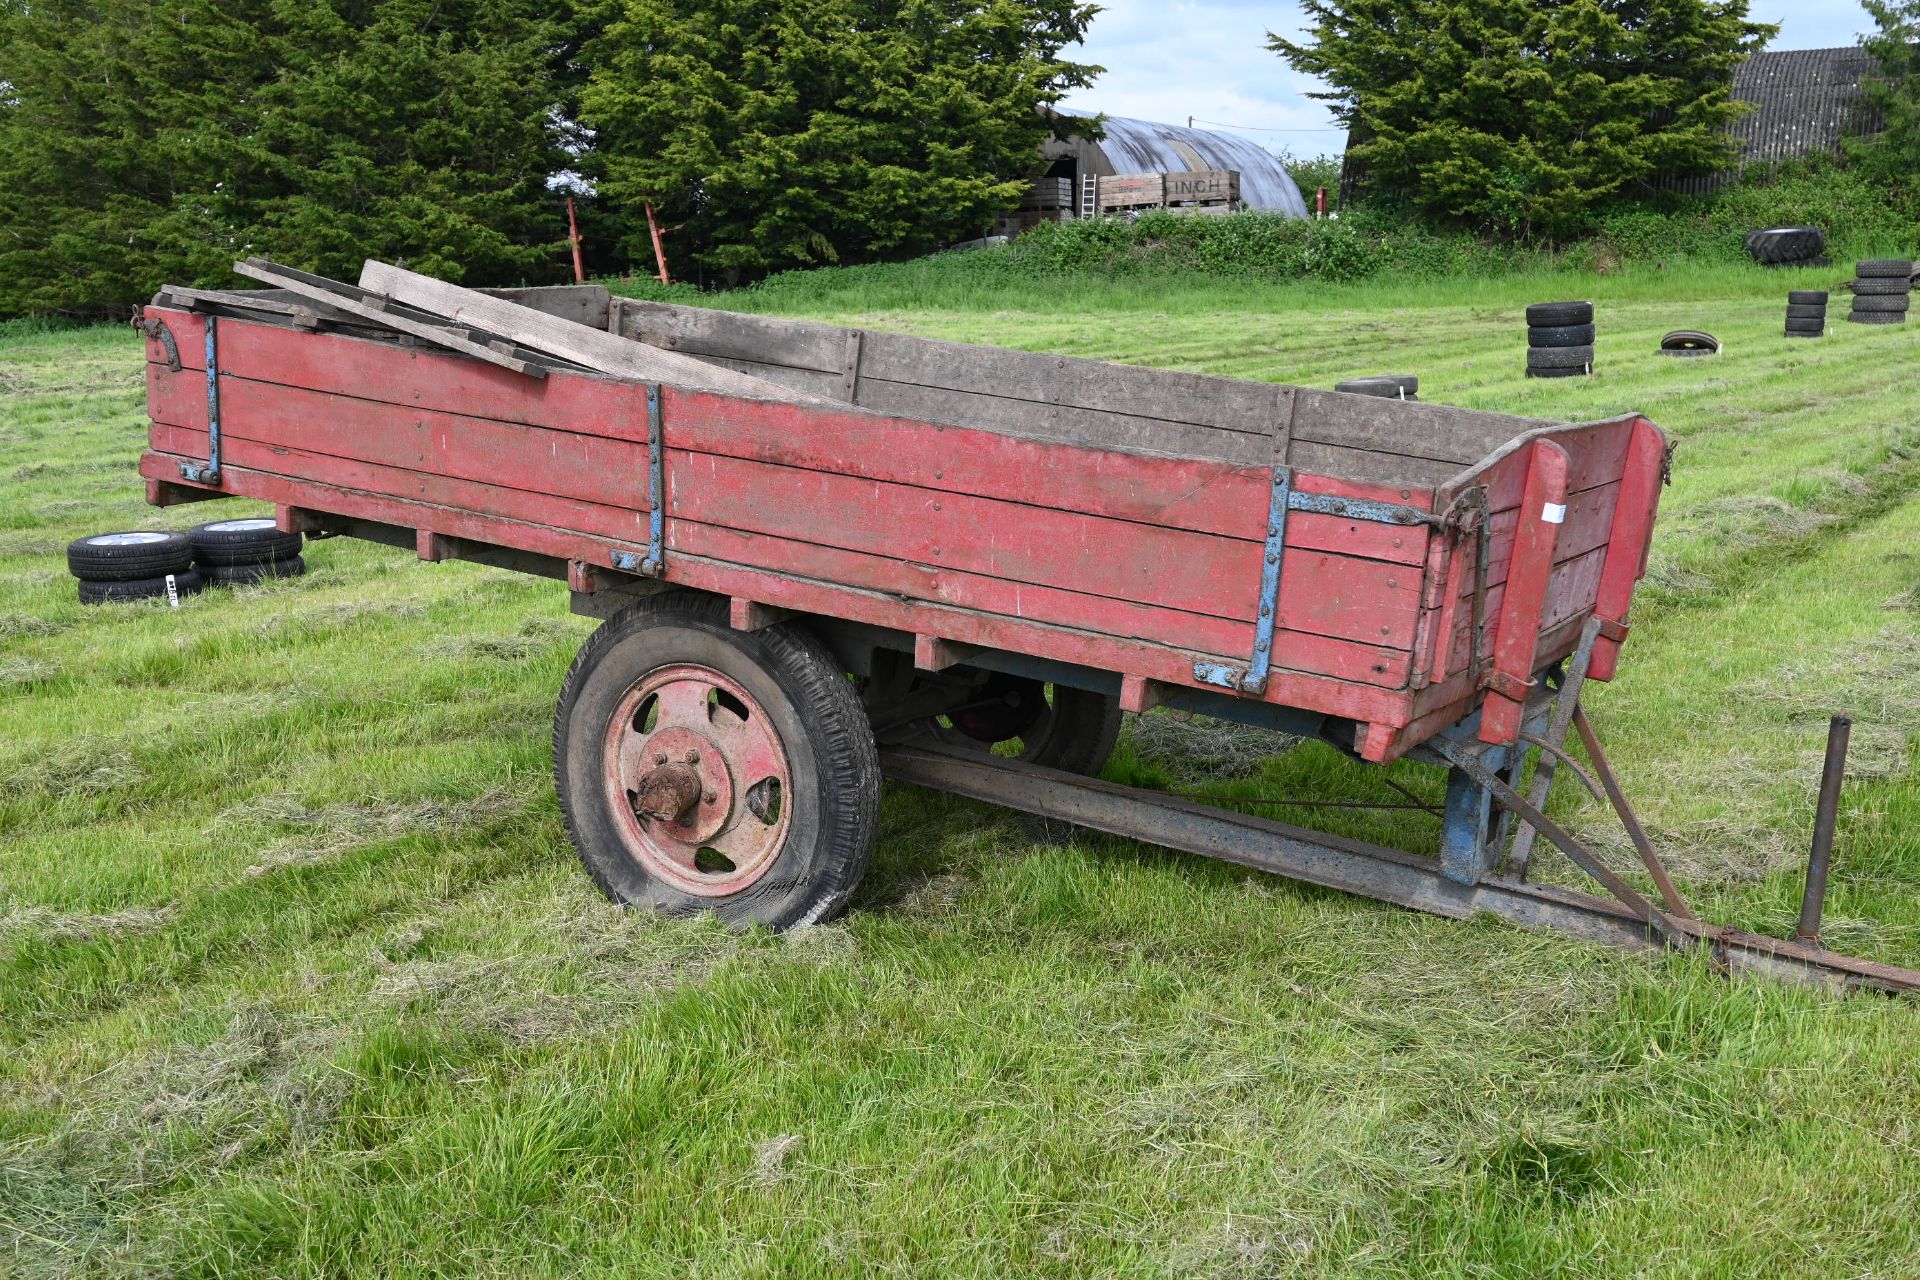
[1061,0,1876,159]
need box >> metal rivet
[1266,552,1278,564]
[932,501,942,511]
[1259,605,1272,617]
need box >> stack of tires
[1744,226,1828,269]
[1847,260,1913,326]
[189,518,307,583]
[66,531,204,606]
[1784,291,1828,339]
[1526,302,1594,378]
[1334,374,1419,401]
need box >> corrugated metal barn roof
[1066,114,1309,217]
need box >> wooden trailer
[132,268,1920,992]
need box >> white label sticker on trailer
[1542,502,1567,524]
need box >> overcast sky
[1057,1,1877,159]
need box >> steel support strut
[612,383,667,578]
[880,744,1920,994]
[179,315,222,484]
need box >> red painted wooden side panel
[149,368,649,512]
[138,450,1421,735]
[1588,418,1666,681]
[148,311,1431,572]
[666,450,1423,643]
[1480,440,1568,743]
[1471,419,1634,514]
[148,426,1413,689]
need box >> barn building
[1039,114,1310,218]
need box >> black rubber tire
[1855,259,1914,279]
[1785,304,1828,320]
[1527,345,1595,370]
[1850,294,1910,313]
[1526,366,1589,378]
[1851,277,1912,296]
[1656,347,1718,358]
[553,593,879,930]
[1525,301,1593,326]
[1784,318,1826,334]
[67,531,192,581]
[935,674,1123,776]
[188,517,304,567]
[77,569,204,605]
[1743,226,1825,265]
[1528,323,1595,347]
[1847,311,1907,325]
[204,555,307,585]
[1659,330,1719,351]
[1788,290,1829,306]
[1783,329,1824,339]
[1335,374,1419,397]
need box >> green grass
[4,269,1919,1277]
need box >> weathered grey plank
[479,284,610,330]
[1293,389,1539,466]
[1286,440,1459,490]
[857,330,1285,434]
[357,260,825,402]
[694,354,846,400]
[852,377,1268,463]
[235,260,549,379]
[622,301,848,373]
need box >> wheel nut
[684,748,700,764]
[654,751,668,765]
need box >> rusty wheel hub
[605,664,790,896]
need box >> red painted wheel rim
[604,663,793,896]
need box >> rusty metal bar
[1571,706,1695,922]
[880,743,1920,994]
[1798,712,1852,946]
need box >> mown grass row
[2,272,1918,1276]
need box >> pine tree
[0,0,583,315]
[578,0,1099,276]
[1851,0,1920,203]
[1270,0,1775,238]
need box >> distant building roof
[1048,114,1309,217]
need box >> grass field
[4,263,1919,1277]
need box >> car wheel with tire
[553,593,880,930]
[189,518,304,567]
[67,531,193,581]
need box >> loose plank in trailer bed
[138,308,1435,725]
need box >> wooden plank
[146,308,656,441]
[1480,440,1568,743]
[665,449,1424,645]
[1286,439,1462,489]
[140,448,1421,715]
[622,301,849,373]
[1097,173,1164,207]
[147,317,1428,568]
[1164,170,1238,204]
[478,284,610,330]
[1292,388,1540,466]
[662,386,1430,562]
[147,367,649,512]
[359,260,822,402]
[232,260,549,379]
[1587,418,1667,682]
[144,423,1412,689]
[149,423,651,544]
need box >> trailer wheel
[554,594,879,929]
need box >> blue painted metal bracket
[612,384,667,578]
[178,316,222,484]
[1193,472,1440,695]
